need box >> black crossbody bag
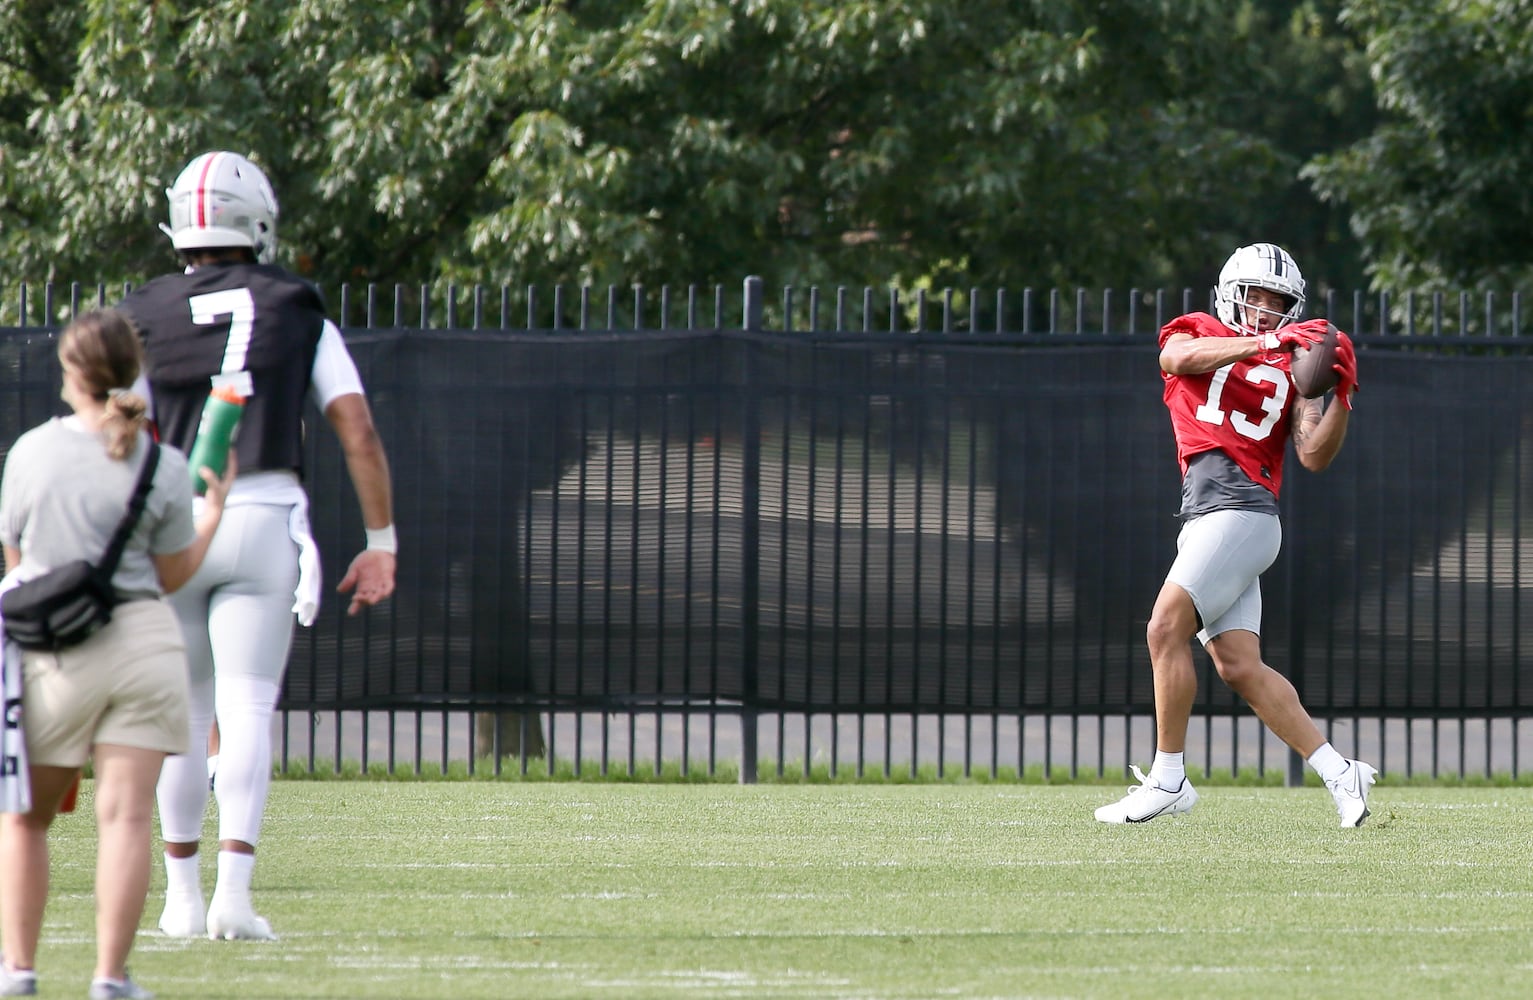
[2,443,161,650]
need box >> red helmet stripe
[194,153,224,227]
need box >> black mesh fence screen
[3,324,1530,718]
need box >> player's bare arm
[326,392,398,613]
[1293,393,1349,471]
[1159,332,1267,374]
[1159,326,1317,376]
[1290,395,1325,452]
[325,393,393,530]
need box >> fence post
[1286,532,1305,788]
[1285,472,1307,789]
[740,276,763,784]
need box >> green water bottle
[186,372,252,495]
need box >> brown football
[1290,322,1340,398]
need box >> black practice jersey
[120,262,326,477]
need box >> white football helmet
[1214,242,1306,334]
[159,151,279,264]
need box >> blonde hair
[58,309,149,460]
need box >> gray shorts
[1165,509,1282,646]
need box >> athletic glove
[1259,320,1325,353]
[1332,330,1359,410]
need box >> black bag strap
[95,441,161,581]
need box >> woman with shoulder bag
[0,310,234,1000]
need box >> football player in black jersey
[119,151,397,942]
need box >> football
[1290,321,1340,398]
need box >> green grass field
[24,781,1533,999]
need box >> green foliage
[1,0,1387,309]
[14,2,1523,309]
[1307,0,1533,292]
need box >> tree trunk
[475,711,547,764]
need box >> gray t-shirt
[0,417,196,601]
[1179,449,1280,519]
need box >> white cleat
[1094,765,1199,824]
[156,889,206,938]
[1327,759,1378,828]
[206,896,277,941]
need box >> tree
[1305,0,1533,293]
[3,1,1373,313]
[1221,0,1378,298]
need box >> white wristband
[1259,332,1279,351]
[365,524,398,554]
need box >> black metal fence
[3,278,1531,781]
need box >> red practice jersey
[1158,311,1299,498]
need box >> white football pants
[156,503,299,847]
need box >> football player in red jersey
[1094,242,1375,828]
[119,152,397,940]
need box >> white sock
[164,852,202,896]
[1307,742,1349,783]
[214,850,256,900]
[1149,750,1185,789]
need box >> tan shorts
[20,598,190,767]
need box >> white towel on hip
[289,499,322,627]
[1,640,28,814]
[0,574,31,814]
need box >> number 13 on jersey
[1192,362,1289,441]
